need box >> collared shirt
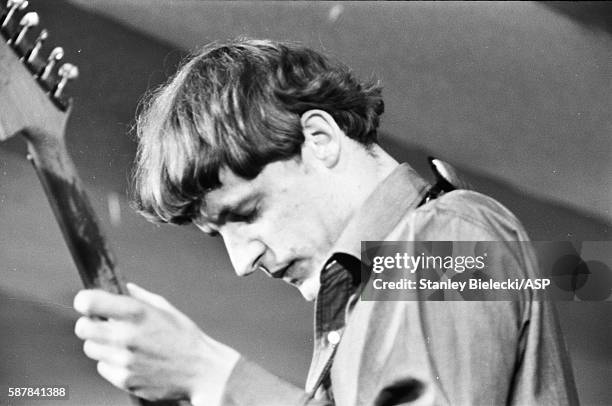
[221,163,578,406]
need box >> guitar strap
[418,156,471,207]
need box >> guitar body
[0,2,179,405]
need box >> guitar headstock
[0,0,78,143]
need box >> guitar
[0,2,179,405]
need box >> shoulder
[423,189,524,232]
[390,190,530,241]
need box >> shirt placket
[305,258,357,398]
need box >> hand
[73,283,240,404]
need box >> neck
[323,142,399,236]
[344,142,399,201]
[367,143,401,183]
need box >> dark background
[1,1,610,405]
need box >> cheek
[260,208,322,253]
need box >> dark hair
[133,38,384,224]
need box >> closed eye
[226,207,259,224]
[200,195,261,228]
[193,220,220,237]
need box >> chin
[296,278,320,302]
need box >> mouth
[268,261,298,284]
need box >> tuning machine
[38,46,64,82]
[5,8,42,61]
[43,59,79,111]
[1,0,29,31]
[53,63,79,99]
[25,27,47,62]
[0,1,79,111]
[8,10,37,46]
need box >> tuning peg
[1,0,28,30]
[8,11,38,46]
[53,63,79,99]
[38,46,63,80]
[25,28,47,63]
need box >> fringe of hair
[132,38,384,224]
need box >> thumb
[126,282,173,311]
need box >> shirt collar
[306,163,431,394]
[314,162,430,331]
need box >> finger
[127,283,172,311]
[75,317,133,347]
[74,316,114,343]
[74,289,143,320]
[83,340,133,367]
[97,361,131,392]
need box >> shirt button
[327,331,341,345]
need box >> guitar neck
[25,132,126,294]
[23,88,182,406]
[0,4,182,404]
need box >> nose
[221,227,266,277]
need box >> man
[73,39,578,405]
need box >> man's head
[133,38,388,299]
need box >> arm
[220,358,332,406]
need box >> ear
[300,109,343,168]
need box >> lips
[268,261,296,281]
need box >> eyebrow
[206,191,258,225]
